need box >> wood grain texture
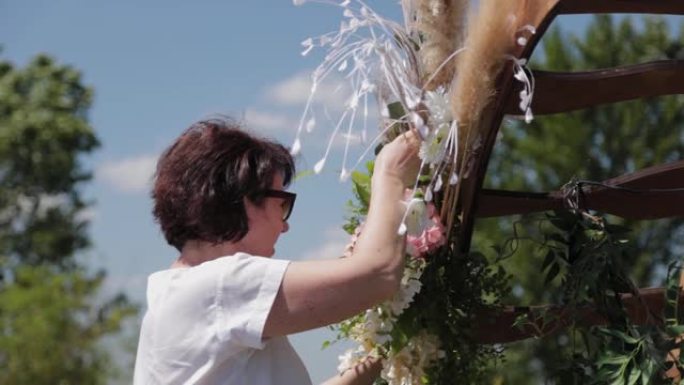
[475,287,677,344]
[476,160,684,219]
[557,0,684,15]
[505,61,684,116]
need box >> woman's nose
[281,220,289,233]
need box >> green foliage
[418,248,511,384]
[545,212,682,384]
[480,15,684,384]
[343,161,374,234]
[0,266,137,384]
[0,54,98,269]
[0,54,138,384]
[490,211,684,385]
[340,162,511,384]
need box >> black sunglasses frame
[260,189,297,221]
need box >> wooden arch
[455,0,684,345]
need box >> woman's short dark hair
[152,118,295,251]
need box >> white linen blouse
[133,253,312,385]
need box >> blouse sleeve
[211,253,290,350]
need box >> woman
[134,118,421,385]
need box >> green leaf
[626,366,640,385]
[666,325,684,336]
[541,250,555,272]
[598,328,640,345]
[389,326,410,353]
[597,354,630,367]
[386,101,405,120]
[639,359,655,385]
[665,262,682,325]
[350,169,371,187]
[512,313,530,330]
[351,170,371,207]
[545,263,560,284]
[364,160,375,175]
[294,169,315,181]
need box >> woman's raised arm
[263,130,421,338]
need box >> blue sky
[0,1,404,382]
[3,1,679,383]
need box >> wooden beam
[475,287,678,344]
[557,0,684,15]
[476,189,562,218]
[476,160,684,219]
[477,188,684,219]
[504,61,684,116]
[602,159,684,190]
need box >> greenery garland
[333,159,511,384]
[335,174,684,384]
[512,208,684,385]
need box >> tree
[476,16,684,384]
[0,54,137,384]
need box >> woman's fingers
[374,129,423,186]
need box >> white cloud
[97,154,158,194]
[2,193,97,223]
[297,226,351,261]
[255,71,382,155]
[16,193,68,216]
[244,108,297,135]
[266,72,350,110]
[75,207,98,222]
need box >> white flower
[389,263,425,315]
[424,88,452,124]
[419,123,450,164]
[403,198,429,236]
[337,346,367,373]
[345,306,394,349]
[390,275,422,315]
[380,331,444,385]
[419,88,457,165]
[337,349,355,373]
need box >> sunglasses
[261,189,297,221]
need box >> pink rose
[400,199,448,259]
[425,225,444,246]
[407,235,426,258]
[427,203,437,218]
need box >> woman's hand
[320,357,381,385]
[373,129,422,187]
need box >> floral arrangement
[291,1,684,384]
[338,194,446,383]
[292,0,535,383]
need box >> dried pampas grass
[450,0,521,159]
[438,0,523,231]
[414,0,469,90]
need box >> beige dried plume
[450,0,521,159]
[414,0,468,91]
